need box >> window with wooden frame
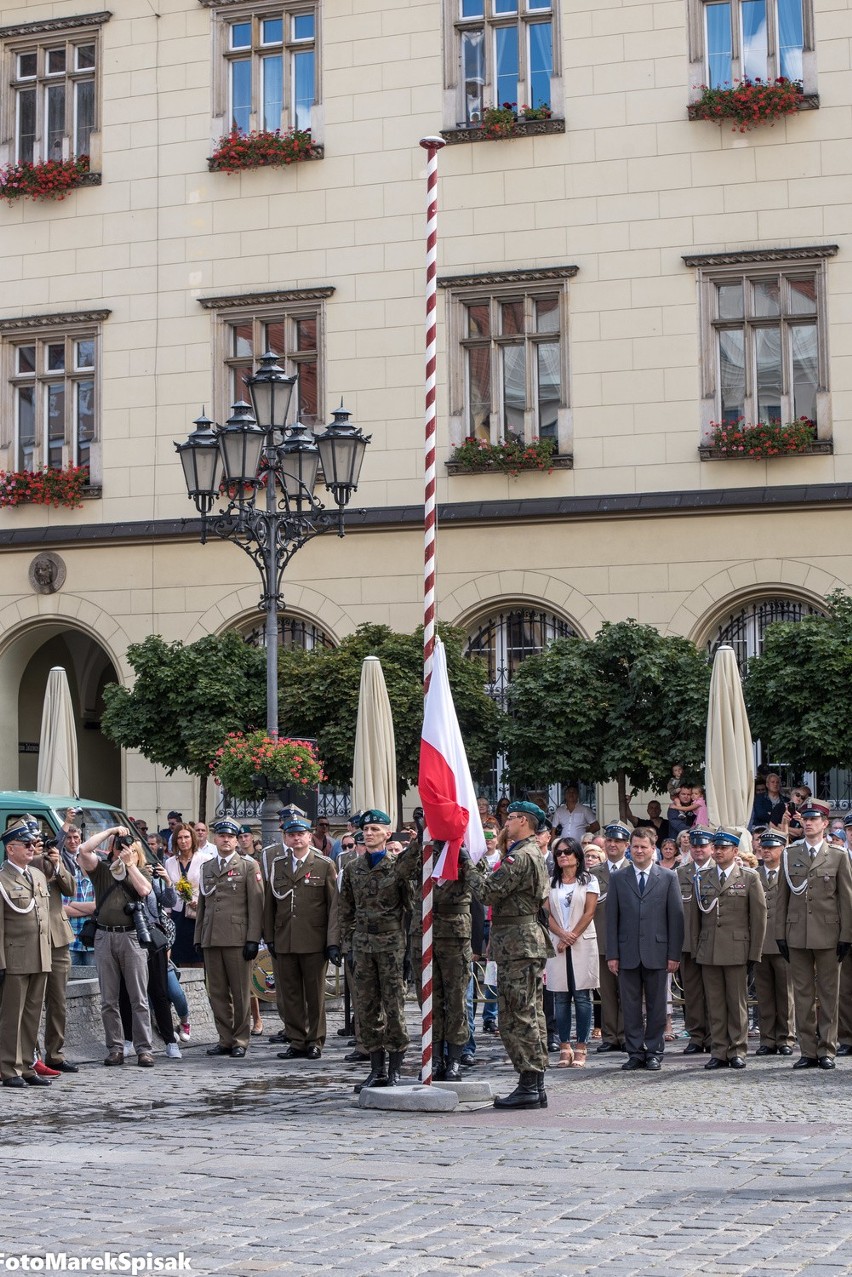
[443,0,561,127]
[440,268,576,455]
[200,288,333,429]
[0,11,108,166]
[687,0,816,98]
[0,310,108,478]
[684,247,837,440]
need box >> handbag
[157,909,177,948]
[146,921,170,952]
[79,916,98,949]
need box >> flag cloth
[418,636,488,879]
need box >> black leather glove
[266,941,276,958]
[194,944,203,959]
[838,942,851,963]
[325,944,342,966]
[242,942,259,962]
[777,940,790,963]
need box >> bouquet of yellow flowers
[175,876,194,903]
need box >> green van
[0,790,148,861]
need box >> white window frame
[204,1,322,143]
[686,0,816,99]
[0,310,109,481]
[440,267,575,455]
[442,0,562,129]
[199,287,333,429]
[684,246,836,442]
[0,11,107,168]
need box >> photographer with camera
[76,826,156,1067]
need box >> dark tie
[768,869,776,885]
[719,871,726,887]
[638,871,646,895]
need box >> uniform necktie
[768,869,776,885]
[719,870,726,887]
[810,846,817,859]
[638,871,646,895]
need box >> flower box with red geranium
[441,102,564,146]
[208,128,322,173]
[699,417,832,460]
[0,465,90,509]
[0,155,94,204]
[447,436,571,476]
[211,731,325,801]
[690,78,806,131]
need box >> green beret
[359,809,391,827]
[507,800,547,828]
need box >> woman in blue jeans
[543,838,600,1067]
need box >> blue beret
[211,818,241,836]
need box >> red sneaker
[34,1060,61,1078]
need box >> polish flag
[418,636,488,879]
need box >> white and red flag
[418,636,488,879]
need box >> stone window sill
[687,93,819,122]
[446,454,573,476]
[441,118,566,145]
[698,440,832,460]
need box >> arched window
[466,607,579,804]
[707,598,822,672]
[240,615,333,651]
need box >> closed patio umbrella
[37,665,79,796]
[705,644,754,834]
[352,656,397,829]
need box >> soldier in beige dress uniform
[753,830,795,1057]
[195,818,264,1058]
[676,826,715,1055]
[775,798,852,1069]
[30,832,77,1072]
[592,821,629,1054]
[691,826,767,1070]
[0,822,52,1087]
[264,815,340,1061]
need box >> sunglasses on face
[342,842,355,849]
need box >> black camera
[114,833,134,848]
[43,837,58,851]
[124,900,153,949]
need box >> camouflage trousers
[353,945,410,1052]
[433,943,471,1047]
[497,956,548,1073]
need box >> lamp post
[175,353,371,842]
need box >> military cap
[713,826,741,848]
[281,817,312,834]
[506,800,547,829]
[844,813,852,828]
[21,813,41,833]
[353,831,365,845]
[1,821,35,847]
[800,798,831,820]
[603,820,631,841]
[689,825,716,847]
[238,824,254,835]
[211,818,241,836]
[758,830,787,848]
[359,809,391,827]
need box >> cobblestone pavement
[2,1001,851,1277]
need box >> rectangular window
[219,5,318,136]
[692,0,812,92]
[3,318,104,475]
[686,249,835,439]
[448,0,557,126]
[6,29,101,164]
[442,270,574,452]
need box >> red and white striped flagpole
[419,134,445,1086]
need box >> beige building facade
[0,0,850,821]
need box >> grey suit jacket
[606,863,684,970]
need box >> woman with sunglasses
[543,838,599,1067]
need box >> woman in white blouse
[164,824,213,967]
[544,837,600,1067]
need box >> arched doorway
[0,623,121,803]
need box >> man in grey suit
[606,827,684,1071]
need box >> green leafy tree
[505,620,711,812]
[745,590,852,773]
[279,623,502,798]
[101,633,267,820]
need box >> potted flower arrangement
[691,78,803,132]
[479,102,553,139]
[707,416,818,458]
[211,731,325,801]
[0,155,91,204]
[448,435,557,475]
[0,464,90,508]
[208,128,320,173]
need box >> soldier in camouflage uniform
[339,810,417,1089]
[470,800,552,1109]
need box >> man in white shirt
[193,822,217,859]
[552,786,599,841]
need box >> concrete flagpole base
[432,1079,493,1101]
[358,1084,459,1112]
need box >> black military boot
[537,1071,548,1108]
[387,1050,406,1087]
[444,1043,463,1082]
[493,1071,540,1109]
[353,1050,387,1093]
[432,1043,447,1081]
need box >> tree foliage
[279,623,502,791]
[505,620,711,804]
[101,633,267,786]
[745,590,852,773]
